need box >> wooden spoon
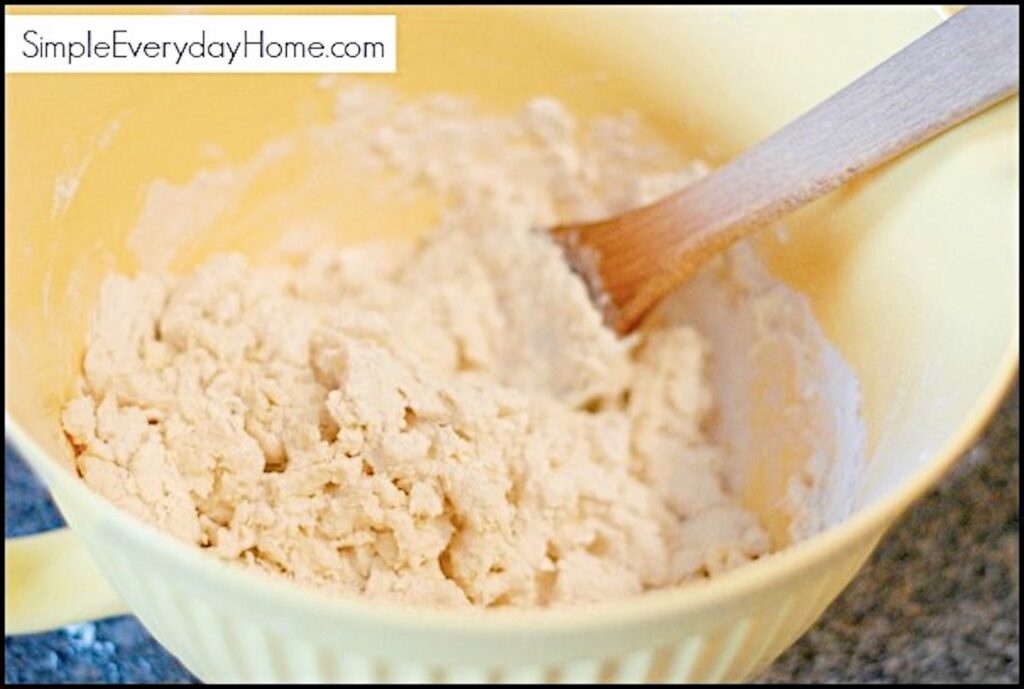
[552,5,1019,334]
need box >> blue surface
[4,446,197,684]
[5,384,1019,683]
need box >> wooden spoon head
[551,219,640,336]
[551,201,710,336]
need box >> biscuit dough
[62,94,770,608]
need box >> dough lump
[62,93,769,608]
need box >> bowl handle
[4,527,129,635]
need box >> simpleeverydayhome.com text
[20,28,387,66]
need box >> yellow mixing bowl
[5,6,1019,683]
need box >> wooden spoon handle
[566,5,1019,332]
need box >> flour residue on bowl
[62,86,865,608]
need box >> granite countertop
[5,383,1018,684]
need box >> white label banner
[5,15,396,73]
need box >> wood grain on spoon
[552,5,1019,334]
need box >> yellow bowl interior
[5,6,1019,549]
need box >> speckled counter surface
[5,383,1018,684]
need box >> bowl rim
[5,346,1017,634]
